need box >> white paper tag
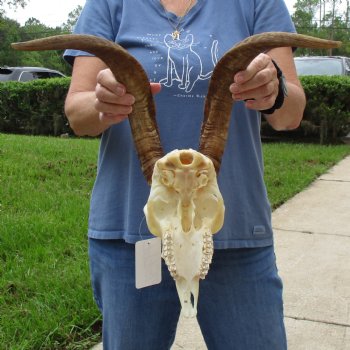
[135,237,162,289]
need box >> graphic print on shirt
[159,34,219,93]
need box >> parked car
[0,66,66,82]
[294,56,350,76]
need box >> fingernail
[116,86,125,95]
[235,73,244,83]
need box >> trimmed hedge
[0,76,349,143]
[301,76,350,143]
[0,78,71,136]
[262,76,350,144]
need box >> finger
[97,68,126,95]
[231,79,278,102]
[150,83,161,95]
[99,112,129,125]
[95,83,135,105]
[231,55,277,95]
[231,68,275,95]
[94,98,133,115]
[234,53,271,84]
[244,93,277,111]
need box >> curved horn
[12,34,164,184]
[199,32,342,173]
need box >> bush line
[0,76,349,143]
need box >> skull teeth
[162,230,178,279]
[199,229,214,280]
[162,228,214,281]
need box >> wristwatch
[260,59,288,115]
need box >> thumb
[150,83,161,95]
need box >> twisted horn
[12,34,163,184]
[200,32,342,173]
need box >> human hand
[95,68,161,125]
[229,53,279,111]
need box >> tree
[0,15,21,65]
[294,0,320,14]
[0,14,71,74]
[292,0,350,56]
[0,0,26,7]
[0,0,26,14]
[61,5,82,33]
[17,17,71,74]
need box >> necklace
[160,0,193,40]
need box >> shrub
[0,76,349,143]
[0,78,71,136]
[301,76,350,143]
[263,76,350,144]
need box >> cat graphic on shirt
[160,34,218,93]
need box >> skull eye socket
[196,171,208,187]
[161,170,175,187]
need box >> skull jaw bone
[163,224,214,318]
[144,149,225,317]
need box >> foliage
[301,75,350,143]
[292,0,350,56]
[0,15,21,64]
[0,78,71,136]
[0,75,349,144]
[16,18,71,74]
[261,76,350,144]
[61,5,83,33]
[0,0,26,12]
[0,4,82,76]
[1,1,350,74]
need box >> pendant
[172,30,180,40]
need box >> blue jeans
[89,239,287,350]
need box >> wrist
[260,60,288,115]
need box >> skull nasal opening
[179,151,194,165]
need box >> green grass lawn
[0,134,100,350]
[0,133,349,349]
[263,142,350,209]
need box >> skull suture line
[144,149,224,317]
[11,32,341,318]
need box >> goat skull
[11,32,341,318]
[144,149,224,317]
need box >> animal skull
[11,32,341,318]
[144,149,224,317]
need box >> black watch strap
[260,59,288,115]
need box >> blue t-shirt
[64,0,295,249]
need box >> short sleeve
[64,0,122,65]
[253,0,296,34]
